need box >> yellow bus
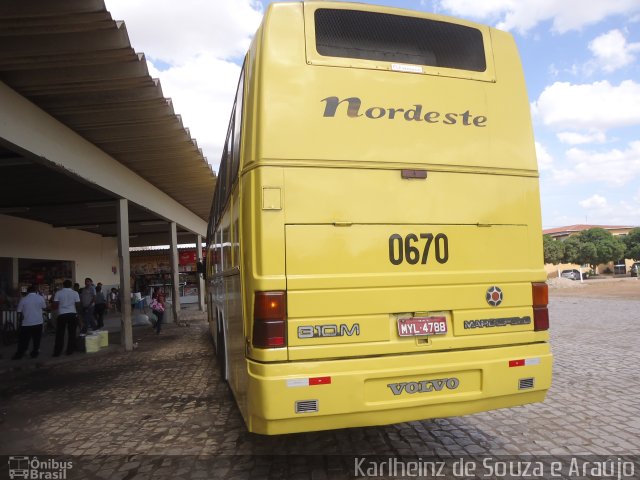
[205,1,552,435]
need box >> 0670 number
[388,233,449,266]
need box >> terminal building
[0,0,215,350]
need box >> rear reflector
[309,376,331,386]
[532,283,549,331]
[509,358,541,368]
[287,377,332,387]
[253,291,287,348]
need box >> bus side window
[230,68,244,184]
[215,230,222,273]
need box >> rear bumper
[246,342,552,435]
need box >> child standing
[150,292,166,334]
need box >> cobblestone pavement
[0,295,639,479]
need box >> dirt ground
[549,275,640,300]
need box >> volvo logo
[486,286,503,306]
[387,377,460,395]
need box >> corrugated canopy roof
[0,0,216,228]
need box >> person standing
[150,292,166,335]
[80,277,96,333]
[12,285,46,359]
[94,284,107,329]
[109,287,119,313]
[52,279,80,356]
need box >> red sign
[178,249,205,266]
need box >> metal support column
[11,257,18,289]
[117,198,133,351]
[170,222,181,323]
[196,234,205,312]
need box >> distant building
[542,224,638,277]
[543,224,636,241]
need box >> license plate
[397,316,447,337]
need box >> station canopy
[0,0,216,246]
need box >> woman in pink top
[151,292,166,334]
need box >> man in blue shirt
[13,285,47,360]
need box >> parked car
[614,263,627,275]
[631,262,640,277]
[560,269,589,281]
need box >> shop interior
[0,257,74,307]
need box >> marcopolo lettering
[463,316,532,329]
[387,377,460,395]
[321,96,487,127]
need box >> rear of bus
[240,1,551,435]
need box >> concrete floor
[0,297,639,479]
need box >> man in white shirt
[53,279,81,356]
[12,285,47,360]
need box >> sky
[104,0,640,229]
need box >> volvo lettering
[388,378,461,395]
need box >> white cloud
[544,188,640,227]
[551,141,640,186]
[588,29,640,73]
[607,201,640,225]
[433,0,515,20]
[104,0,263,169]
[535,141,554,170]
[579,194,608,209]
[435,0,640,34]
[532,80,640,132]
[105,0,262,64]
[147,56,242,169]
[547,203,640,227]
[577,195,640,225]
[557,131,606,145]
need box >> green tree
[543,235,564,264]
[562,235,583,264]
[562,228,626,269]
[623,227,640,260]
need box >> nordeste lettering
[321,96,487,127]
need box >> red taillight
[309,376,331,386]
[253,291,286,348]
[532,282,549,331]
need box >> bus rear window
[314,9,486,72]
